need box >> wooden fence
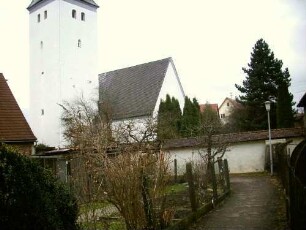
[275,140,306,230]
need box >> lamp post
[264,101,273,176]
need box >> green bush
[0,144,79,229]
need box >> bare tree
[192,104,230,199]
[61,97,172,230]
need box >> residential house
[219,97,241,123]
[98,57,185,131]
[0,73,36,155]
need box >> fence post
[141,169,154,229]
[223,159,230,192]
[174,159,178,183]
[186,162,198,212]
[217,157,225,192]
[210,161,218,200]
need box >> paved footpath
[189,174,289,230]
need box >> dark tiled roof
[99,58,171,120]
[200,104,219,113]
[297,93,306,107]
[0,73,36,142]
[162,127,305,149]
[27,0,99,10]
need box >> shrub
[0,143,79,230]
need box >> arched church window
[78,39,82,48]
[40,41,43,49]
[44,10,47,19]
[37,14,41,23]
[81,12,85,21]
[72,9,76,19]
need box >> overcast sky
[0,0,305,112]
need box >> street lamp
[264,101,273,176]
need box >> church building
[27,0,99,147]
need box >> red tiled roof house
[0,73,36,155]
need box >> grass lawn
[165,183,188,194]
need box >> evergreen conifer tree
[181,96,201,137]
[157,95,182,139]
[234,38,293,131]
[276,76,295,128]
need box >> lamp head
[264,101,271,112]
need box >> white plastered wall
[29,0,98,147]
[165,137,304,175]
[153,60,185,115]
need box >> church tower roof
[27,0,99,11]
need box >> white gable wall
[153,60,185,114]
[111,115,156,142]
[219,98,234,123]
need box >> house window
[44,10,47,19]
[37,14,41,22]
[227,102,230,106]
[41,109,44,116]
[81,12,85,21]
[220,114,225,118]
[77,39,81,48]
[72,9,76,19]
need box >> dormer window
[72,9,76,19]
[81,12,85,21]
[37,14,41,22]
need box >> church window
[78,39,82,48]
[72,9,76,19]
[41,109,44,116]
[37,14,41,22]
[44,10,47,19]
[40,41,43,49]
[81,12,85,21]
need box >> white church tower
[27,0,99,147]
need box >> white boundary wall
[165,137,304,174]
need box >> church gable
[99,57,185,121]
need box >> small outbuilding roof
[27,0,99,10]
[162,127,304,149]
[297,93,306,107]
[0,73,36,142]
[99,58,172,120]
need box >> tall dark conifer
[276,76,295,128]
[234,38,293,131]
[181,96,201,137]
[157,95,182,140]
